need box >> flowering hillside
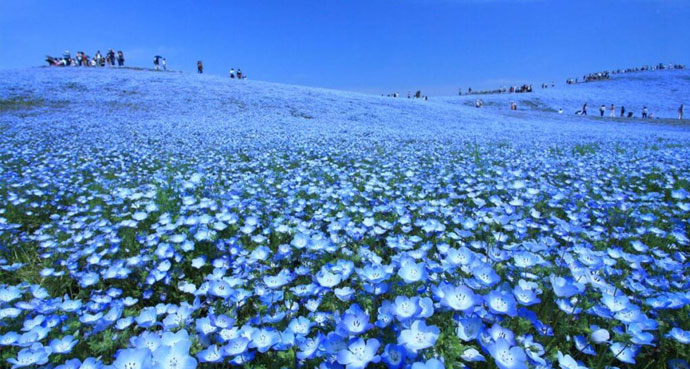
[1,67,689,369]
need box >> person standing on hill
[599,105,606,117]
[117,51,125,67]
[154,56,161,70]
[620,106,626,117]
[581,103,588,116]
[229,68,235,78]
[679,104,684,120]
[197,61,203,74]
[162,58,167,70]
[642,106,648,118]
[609,104,615,117]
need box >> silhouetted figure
[620,106,626,117]
[581,103,587,116]
[642,106,648,118]
[197,60,203,74]
[680,104,685,120]
[229,68,235,78]
[154,56,161,70]
[609,104,615,117]
[599,105,605,117]
[117,51,124,67]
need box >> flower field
[1,68,689,369]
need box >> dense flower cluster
[0,68,689,368]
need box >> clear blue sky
[1,0,689,95]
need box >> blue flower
[135,307,158,328]
[49,335,78,354]
[486,289,518,317]
[222,336,250,357]
[550,275,584,298]
[336,338,381,369]
[667,327,690,344]
[381,344,406,369]
[488,339,527,369]
[398,259,427,284]
[398,320,439,354]
[610,342,639,365]
[249,327,281,353]
[197,344,224,363]
[153,339,197,369]
[296,333,324,360]
[7,343,52,369]
[112,348,153,369]
[411,358,445,369]
[391,295,422,321]
[456,317,483,342]
[337,304,373,336]
[437,283,480,312]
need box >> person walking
[229,68,235,78]
[679,104,684,120]
[620,106,626,117]
[197,60,203,74]
[599,105,605,117]
[162,58,167,70]
[237,68,242,79]
[153,56,161,70]
[642,106,648,118]
[609,104,615,117]
[581,103,588,116]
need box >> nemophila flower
[398,320,439,354]
[297,333,324,360]
[7,343,51,368]
[335,287,354,301]
[196,345,223,363]
[132,331,162,352]
[112,348,153,369]
[668,359,690,369]
[601,293,631,312]
[49,335,78,354]
[223,336,250,357]
[666,327,690,344]
[264,269,293,289]
[486,289,518,317]
[610,342,639,364]
[336,338,381,369]
[152,339,197,369]
[456,317,483,342]
[557,351,588,369]
[56,358,82,369]
[512,285,540,306]
[488,339,527,369]
[473,265,500,287]
[398,259,427,284]
[461,348,486,362]
[338,304,373,336]
[381,344,406,369]
[411,358,445,369]
[573,335,595,355]
[550,275,584,298]
[437,283,480,312]
[249,327,281,353]
[135,307,158,328]
[0,332,19,346]
[316,269,342,288]
[392,295,422,321]
[209,279,233,299]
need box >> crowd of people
[46,49,124,67]
[383,91,428,101]
[460,84,534,96]
[572,103,685,120]
[566,63,686,84]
